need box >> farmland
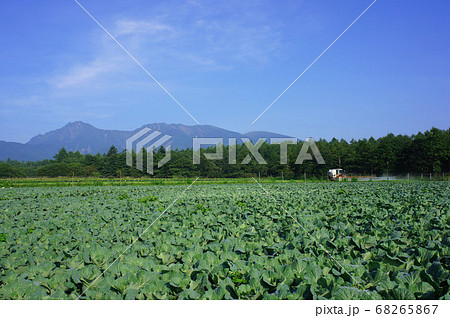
[0,182,448,300]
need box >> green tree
[54,148,69,162]
[0,162,25,177]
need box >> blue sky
[0,0,449,143]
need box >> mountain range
[0,121,290,161]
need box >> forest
[0,127,448,179]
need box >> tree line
[0,127,448,179]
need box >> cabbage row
[0,182,449,299]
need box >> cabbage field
[0,182,448,300]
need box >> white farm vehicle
[327,168,346,181]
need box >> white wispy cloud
[115,19,172,36]
[53,60,118,88]
[50,0,286,90]
[49,19,174,89]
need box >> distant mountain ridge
[0,121,291,161]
